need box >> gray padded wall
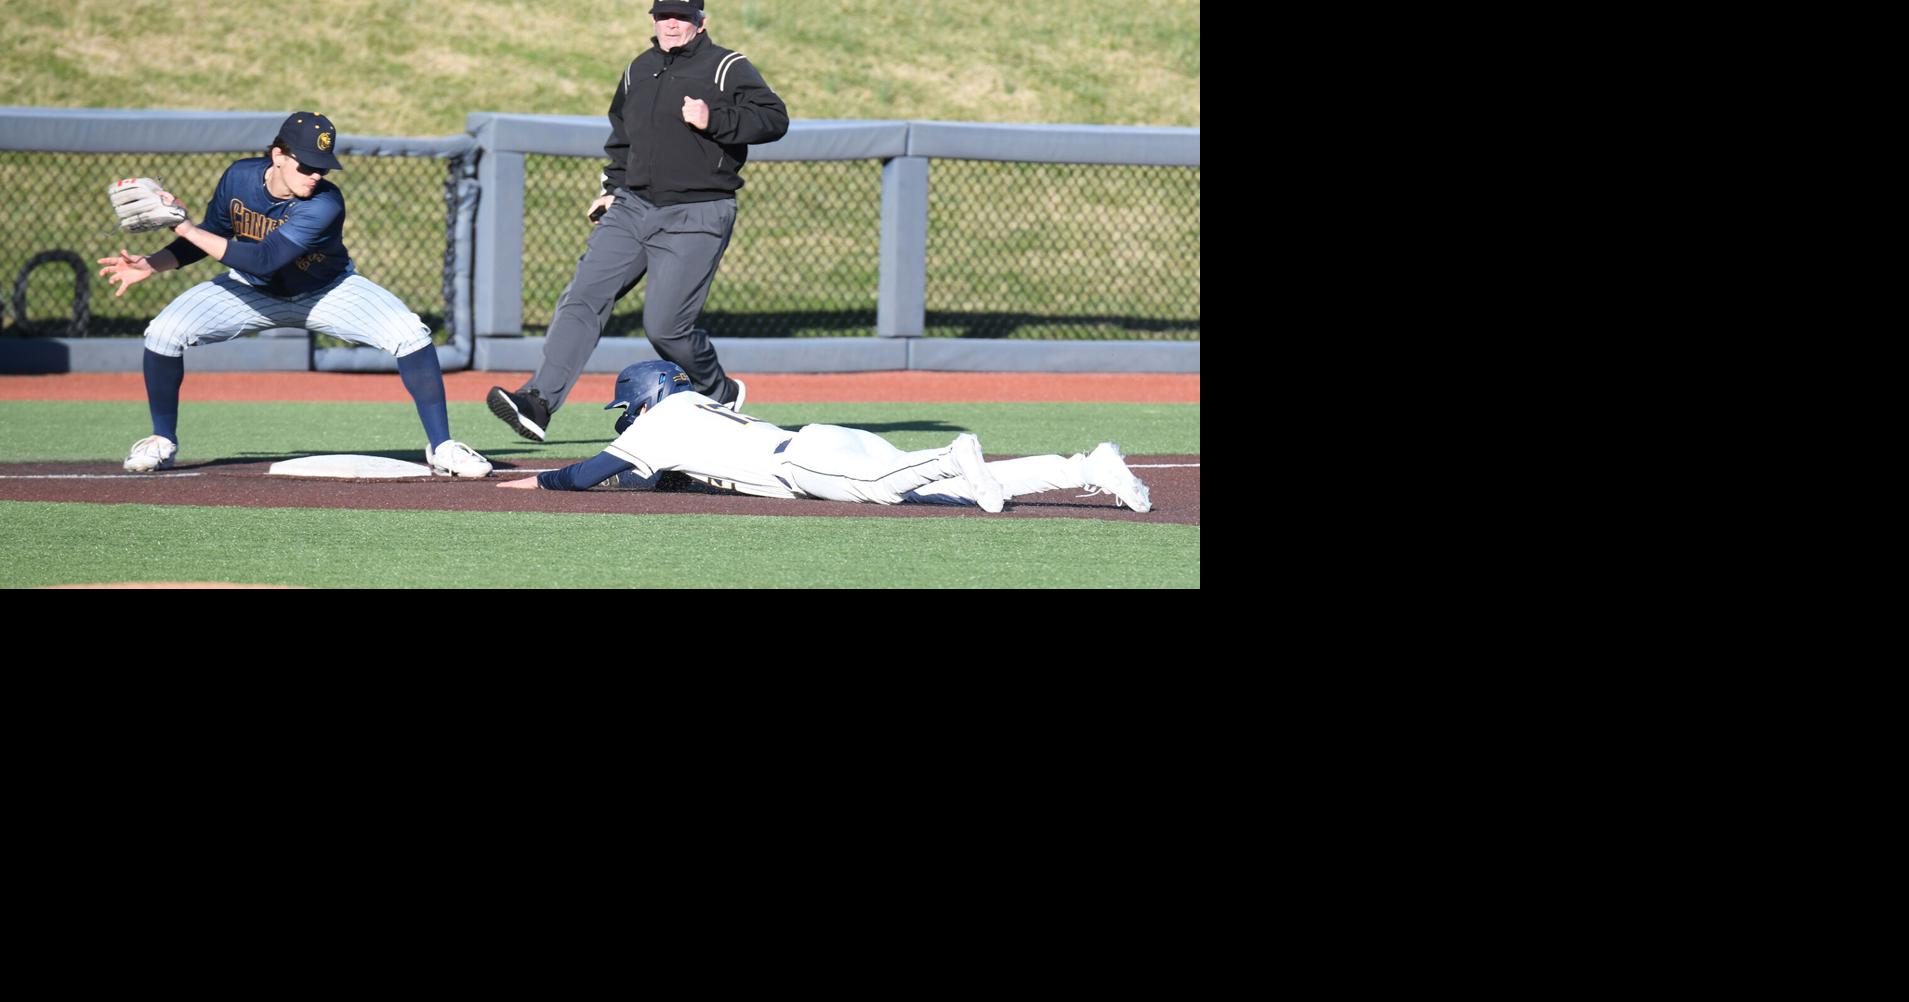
[464,113,909,160]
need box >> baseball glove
[108,177,187,233]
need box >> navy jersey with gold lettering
[163,156,349,297]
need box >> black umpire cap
[650,1,705,20]
[277,111,344,171]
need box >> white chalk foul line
[1130,463,1199,468]
[0,473,205,480]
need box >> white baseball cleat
[950,432,1005,513]
[725,377,748,412]
[123,435,178,473]
[428,440,493,478]
[1083,442,1151,512]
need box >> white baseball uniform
[592,391,1100,506]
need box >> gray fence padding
[753,120,910,161]
[906,121,1200,166]
[466,113,608,158]
[466,113,910,161]
[338,135,477,159]
[0,107,473,158]
[906,338,1200,372]
[0,107,288,152]
[448,155,478,350]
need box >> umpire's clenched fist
[682,96,710,130]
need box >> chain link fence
[6,143,1199,346]
[926,161,1200,340]
[519,155,1200,341]
[0,150,461,348]
[521,155,885,339]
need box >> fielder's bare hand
[96,251,158,298]
[498,476,540,489]
[682,96,709,130]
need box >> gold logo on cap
[317,132,333,152]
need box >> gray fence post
[877,155,928,338]
[475,142,526,337]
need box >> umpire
[490,0,788,442]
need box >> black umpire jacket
[602,32,790,206]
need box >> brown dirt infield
[1,370,1198,522]
[0,456,1199,524]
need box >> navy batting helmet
[605,360,692,432]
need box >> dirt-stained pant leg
[525,193,651,411]
[639,198,736,398]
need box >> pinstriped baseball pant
[143,268,432,358]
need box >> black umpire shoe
[488,386,551,443]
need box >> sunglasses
[279,152,330,177]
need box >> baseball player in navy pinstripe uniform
[487,0,788,443]
[97,111,491,477]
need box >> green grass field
[1,503,1197,589]
[1,1,1201,134]
[0,399,1200,589]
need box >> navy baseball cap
[650,1,705,19]
[276,111,344,171]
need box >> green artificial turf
[0,401,1200,463]
[0,399,1200,589]
[0,502,1199,589]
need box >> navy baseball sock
[396,346,452,450]
[142,349,184,445]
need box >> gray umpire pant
[523,189,737,410]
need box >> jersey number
[697,403,758,425]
